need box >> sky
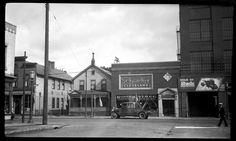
[6,3,179,77]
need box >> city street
[6,116,230,138]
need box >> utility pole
[22,51,27,123]
[43,3,49,125]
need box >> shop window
[101,79,107,91]
[222,17,233,40]
[79,80,84,90]
[91,80,96,90]
[189,19,212,42]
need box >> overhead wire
[48,6,81,73]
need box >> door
[162,100,175,116]
[14,96,22,114]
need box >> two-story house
[14,57,73,116]
[69,53,112,116]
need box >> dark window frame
[189,18,212,42]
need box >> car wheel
[111,112,118,119]
[139,112,146,119]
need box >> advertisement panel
[196,78,222,91]
[179,77,223,92]
[119,74,153,90]
[179,78,196,91]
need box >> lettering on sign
[180,78,195,88]
[119,74,153,90]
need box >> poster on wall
[119,74,153,90]
[196,78,222,91]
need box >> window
[52,79,55,89]
[189,19,212,41]
[61,98,64,108]
[52,97,55,108]
[57,81,60,90]
[62,81,65,90]
[222,17,233,40]
[224,50,232,74]
[79,80,84,90]
[57,98,60,108]
[5,45,7,70]
[101,79,107,91]
[91,70,95,75]
[190,51,212,73]
[91,80,96,90]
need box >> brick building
[111,61,180,117]
[178,5,233,117]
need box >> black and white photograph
[4,2,232,139]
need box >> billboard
[179,77,223,91]
[196,78,222,91]
[119,74,153,90]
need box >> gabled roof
[36,63,72,81]
[72,64,111,81]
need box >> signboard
[196,78,222,91]
[179,78,195,88]
[119,74,153,90]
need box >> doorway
[188,92,218,117]
[162,100,175,116]
[14,96,22,114]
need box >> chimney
[91,52,95,65]
[48,61,55,69]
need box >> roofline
[112,61,180,66]
[72,64,111,81]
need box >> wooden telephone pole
[43,3,49,125]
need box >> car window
[127,103,135,108]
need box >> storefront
[111,61,180,117]
[179,77,228,117]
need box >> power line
[48,8,81,69]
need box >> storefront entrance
[162,100,175,116]
[14,96,22,114]
[188,92,218,117]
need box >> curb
[5,124,67,135]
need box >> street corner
[5,123,68,136]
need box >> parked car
[111,102,151,119]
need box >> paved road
[7,117,230,138]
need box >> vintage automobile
[111,102,151,119]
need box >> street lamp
[28,71,35,123]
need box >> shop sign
[196,78,222,91]
[179,78,195,88]
[119,74,153,90]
